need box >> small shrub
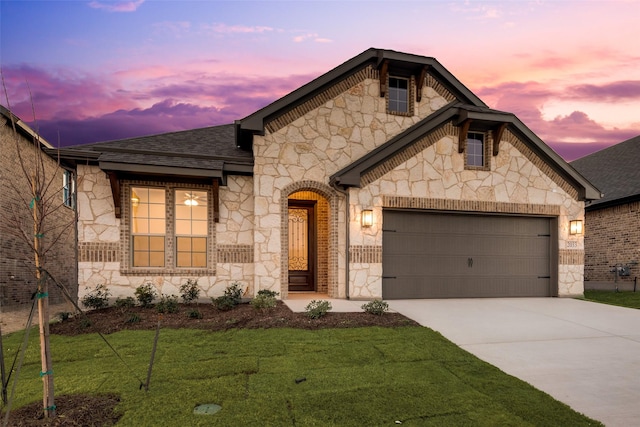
[251,292,278,310]
[179,279,200,304]
[126,313,141,324]
[135,283,157,308]
[187,309,202,319]
[115,296,136,310]
[57,312,72,322]
[212,282,244,311]
[361,299,389,316]
[157,294,179,314]
[81,284,110,310]
[256,289,279,298]
[305,300,332,319]
[80,318,92,329]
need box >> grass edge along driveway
[6,326,601,426]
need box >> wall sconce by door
[569,220,583,235]
[361,209,373,227]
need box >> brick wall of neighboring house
[0,116,78,309]
[584,201,640,282]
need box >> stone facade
[584,201,640,282]
[76,165,255,303]
[74,54,591,301]
[0,115,77,308]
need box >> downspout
[331,181,350,300]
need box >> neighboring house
[0,105,78,308]
[571,136,640,286]
[60,48,599,301]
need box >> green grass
[584,289,640,309]
[3,326,600,426]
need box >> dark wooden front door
[288,201,316,292]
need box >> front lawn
[3,326,600,426]
[584,289,640,309]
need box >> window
[175,190,208,268]
[131,187,166,267]
[62,170,75,208]
[467,132,485,167]
[388,77,409,114]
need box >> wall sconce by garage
[569,220,583,235]
[361,209,373,228]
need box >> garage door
[382,211,552,299]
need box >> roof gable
[236,48,487,149]
[571,135,640,209]
[330,103,601,201]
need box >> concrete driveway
[388,298,640,426]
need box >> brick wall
[584,201,640,281]
[0,117,77,308]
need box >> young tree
[1,76,78,419]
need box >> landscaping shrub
[251,290,279,310]
[305,300,332,319]
[115,296,136,310]
[212,282,243,311]
[134,283,157,308]
[81,284,110,310]
[156,294,179,313]
[187,309,203,319]
[361,299,389,316]
[179,279,200,304]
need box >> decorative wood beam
[106,172,121,218]
[416,66,429,102]
[212,178,220,223]
[379,60,388,97]
[458,119,472,154]
[492,123,507,156]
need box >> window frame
[464,131,491,171]
[122,181,214,276]
[387,76,413,116]
[62,170,75,208]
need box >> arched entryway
[281,182,338,299]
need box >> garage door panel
[382,211,553,299]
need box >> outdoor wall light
[361,209,373,228]
[569,220,583,235]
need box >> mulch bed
[7,301,418,425]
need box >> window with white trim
[388,77,409,114]
[62,170,75,208]
[466,132,485,168]
[175,190,208,268]
[131,187,166,267]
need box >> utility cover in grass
[193,404,221,415]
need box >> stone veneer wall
[348,130,585,298]
[77,165,255,301]
[254,70,450,298]
[0,117,77,307]
[584,201,640,282]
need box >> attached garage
[382,210,557,299]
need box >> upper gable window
[466,132,486,168]
[388,77,409,114]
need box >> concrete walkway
[387,298,640,427]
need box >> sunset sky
[2,0,640,161]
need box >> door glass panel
[288,207,308,271]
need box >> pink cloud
[88,0,144,12]
[566,81,640,101]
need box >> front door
[288,200,316,292]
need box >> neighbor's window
[175,190,208,268]
[466,132,485,167]
[131,187,166,267]
[388,77,409,114]
[62,170,75,208]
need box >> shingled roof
[571,135,640,210]
[56,124,252,182]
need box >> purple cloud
[88,0,144,13]
[567,81,640,101]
